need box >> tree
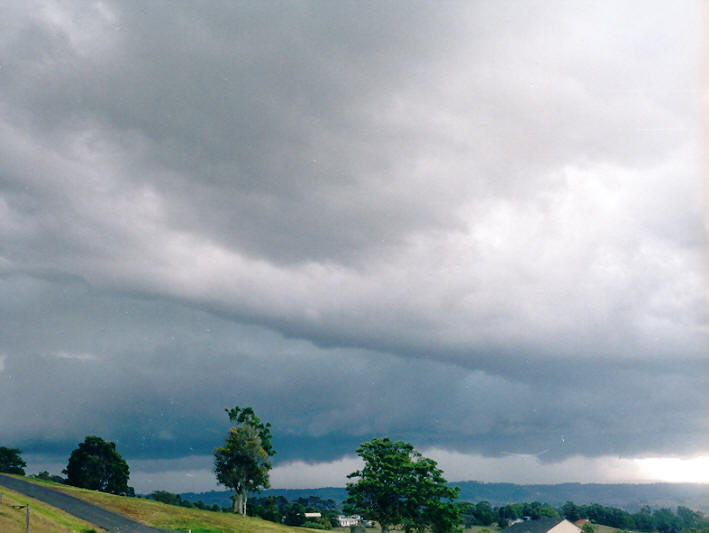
[582,523,596,533]
[63,436,130,495]
[0,446,26,475]
[284,502,306,526]
[214,405,275,515]
[32,471,65,484]
[562,501,582,522]
[345,438,460,533]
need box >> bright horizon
[23,452,709,494]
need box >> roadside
[0,474,181,533]
[0,483,105,533]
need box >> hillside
[3,476,325,533]
[0,483,104,533]
[181,482,709,513]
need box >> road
[0,474,182,533]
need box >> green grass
[5,474,330,533]
[0,483,105,533]
[592,525,642,533]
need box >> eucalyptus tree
[214,405,275,515]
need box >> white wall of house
[336,515,361,527]
[549,519,582,533]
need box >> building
[502,518,581,533]
[336,514,362,527]
[304,512,322,519]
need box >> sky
[0,1,707,494]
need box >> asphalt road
[0,474,182,533]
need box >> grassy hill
[2,475,328,533]
[0,483,104,533]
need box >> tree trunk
[232,489,248,515]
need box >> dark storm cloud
[0,273,704,470]
[0,0,706,488]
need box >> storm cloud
[0,1,706,491]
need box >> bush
[303,520,331,529]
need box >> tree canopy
[215,405,275,515]
[345,437,460,533]
[0,446,26,475]
[63,436,130,495]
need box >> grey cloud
[2,1,701,266]
[0,0,705,488]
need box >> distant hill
[451,482,709,513]
[180,482,709,513]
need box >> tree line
[456,500,708,533]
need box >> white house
[336,514,362,527]
[304,512,322,519]
[502,518,582,533]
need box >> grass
[592,525,642,533]
[5,474,331,533]
[0,483,105,533]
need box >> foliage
[583,523,596,533]
[224,405,275,456]
[32,471,65,483]
[283,501,306,526]
[248,495,284,522]
[345,437,460,533]
[303,518,332,529]
[0,446,26,475]
[215,405,275,515]
[458,501,497,526]
[63,435,130,495]
[149,490,185,506]
[558,500,709,533]
[146,490,223,513]
[248,494,343,527]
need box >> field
[2,476,654,533]
[2,475,326,533]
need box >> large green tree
[214,405,275,515]
[0,446,26,475]
[63,436,130,495]
[345,438,460,533]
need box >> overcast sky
[0,1,707,494]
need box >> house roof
[502,518,566,533]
